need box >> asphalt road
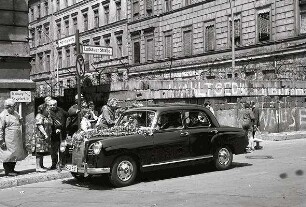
[0,139,305,207]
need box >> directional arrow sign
[58,35,76,47]
[82,45,113,56]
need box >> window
[205,23,215,51]
[44,24,50,43]
[133,41,140,63]
[116,36,123,58]
[57,22,61,39]
[83,13,88,31]
[58,50,62,69]
[185,0,191,6]
[133,0,140,19]
[30,8,34,21]
[45,53,50,72]
[37,27,42,45]
[64,19,69,36]
[56,0,60,11]
[157,112,183,130]
[30,29,35,47]
[257,10,270,42]
[116,2,121,21]
[164,31,173,58]
[66,49,70,67]
[145,34,154,61]
[165,0,172,12]
[146,0,153,16]
[184,111,210,128]
[183,27,193,56]
[229,17,241,47]
[93,37,101,60]
[72,16,78,33]
[300,2,306,34]
[104,6,109,24]
[104,37,111,60]
[38,53,43,71]
[44,1,48,16]
[94,9,99,27]
[37,4,41,19]
[31,56,36,73]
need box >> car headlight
[92,141,103,155]
[60,140,67,152]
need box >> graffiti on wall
[259,108,306,132]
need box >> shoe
[49,165,57,170]
[36,168,47,172]
[5,172,18,177]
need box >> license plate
[65,164,78,172]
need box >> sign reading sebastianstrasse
[82,45,113,56]
[58,36,76,47]
[10,91,31,102]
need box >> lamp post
[230,0,235,69]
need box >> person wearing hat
[0,99,27,176]
[96,98,119,129]
[66,94,86,136]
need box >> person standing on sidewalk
[66,94,85,136]
[0,99,27,176]
[241,102,255,152]
[48,99,68,170]
[251,101,260,138]
[32,104,52,172]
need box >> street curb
[258,132,306,141]
[0,170,72,190]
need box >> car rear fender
[210,132,242,154]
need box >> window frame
[182,26,193,56]
[256,8,271,43]
[204,21,216,52]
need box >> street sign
[82,45,113,56]
[58,35,76,47]
[10,91,31,102]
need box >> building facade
[29,0,128,97]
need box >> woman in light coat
[0,99,27,176]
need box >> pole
[76,29,81,129]
[230,0,235,69]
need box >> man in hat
[0,99,27,176]
[96,98,118,129]
[66,94,85,136]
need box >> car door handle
[180,132,189,137]
[210,130,218,134]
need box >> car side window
[185,110,211,128]
[156,111,183,130]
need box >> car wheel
[110,156,137,187]
[71,172,91,181]
[213,146,233,170]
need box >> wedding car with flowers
[60,104,249,187]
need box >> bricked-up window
[133,0,140,20]
[94,9,99,27]
[116,2,121,21]
[146,0,153,16]
[57,22,61,39]
[44,1,48,16]
[300,2,306,34]
[72,16,78,33]
[58,50,62,69]
[64,19,69,36]
[165,0,172,12]
[185,0,191,6]
[66,49,70,67]
[104,6,110,24]
[37,4,41,19]
[164,31,173,58]
[116,36,123,58]
[83,13,88,31]
[46,53,50,72]
[257,10,271,42]
[229,17,241,46]
[56,0,60,11]
[205,23,215,51]
[183,27,193,56]
[145,34,154,61]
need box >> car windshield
[116,110,156,129]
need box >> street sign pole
[75,29,81,129]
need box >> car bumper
[65,163,110,175]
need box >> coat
[0,109,27,162]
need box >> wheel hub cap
[117,161,133,182]
[218,148,230,166]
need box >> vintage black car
[60,104,248,187]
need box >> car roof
[125,104,209,113]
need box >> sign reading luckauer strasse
[10,91,31,102]
[82,45,113,56]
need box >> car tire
[213,146,233,170]
[109,156,138,187]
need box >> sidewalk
[1,130,306,190]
